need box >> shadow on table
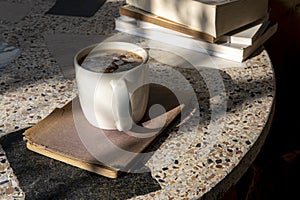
[46,0,107,17]
[0,129,161,200]
[172,63,274,125]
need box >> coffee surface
[80,49,144,73]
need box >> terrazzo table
[0,0,275,199]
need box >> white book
[125,0,269,38]
[116,15,193,37]
[114,16,277,62]
[219,18,270,45]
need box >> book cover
[23,84,186,178]
[125,0,269,38]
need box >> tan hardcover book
[23,84,186,179]
[119,4,217,43]
[125,0,269,38]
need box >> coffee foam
[81,49,143,73]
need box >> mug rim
[74,41,149,75]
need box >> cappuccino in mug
[74,42,149,131]
[80,49,144,73]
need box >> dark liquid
[79,49,144,73]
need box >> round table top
[0,1,275,199]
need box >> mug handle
[110,78,132,131]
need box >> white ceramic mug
[74,42,149,131]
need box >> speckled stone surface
[0,0,275,199]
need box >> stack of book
[115,0,278,62]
